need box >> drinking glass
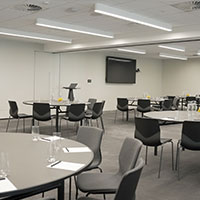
[53,132,62,151]
[32,126,40,141]
[48,140,56,163]
[0,152,9,178]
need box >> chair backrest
[162,99,173,110]
[87,98,97,111]
[118,137,142,175]
[167,96,175,101]
[181,121,200,150]
[91,101,105,119]
[114,158,144,200]
[137,99,151,113]
[186,96,196,104]
[135,117,161,146]
[33,103,51,121]
[8,100,19,118]
[68,103,85,121]
[173,97,180,109]
[77,126,103,168]
[117,98,128,111]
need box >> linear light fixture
[158,44,185,52]
[159,53,188,60]
[36,18,114,38]
[117,48,146,54]
[197,50,200,55]
[94,3,172,32]
[0,28,72,43]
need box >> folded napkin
[39,136,64,142]
[63,147,91,153]
[0,177,17,193]
[47,161,85,171]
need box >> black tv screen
[106,56,136,83]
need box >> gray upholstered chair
[76,137,142,199]
[77,158,144,200]
[176,121,200,180]
[135,117,174,178]
[6,100,32,132]
[136,99,151,117]
[85,98,97,115]
[75,126,104,199]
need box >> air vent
[14,4,42,12]
[171,1,200,12]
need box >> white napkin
[39,136,64,142]
[0,177,17,193]
[47,161,84,171]
[63,147,91,153]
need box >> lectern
[63,83,78,101]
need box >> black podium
[63,83,78,101]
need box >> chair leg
[100,116,105,131]
[145,146,148,164]
[96,119,99,127]
[6,117,11,132]
[23,119,25,132]
[103,194,106,200]
[50,119,53,134]
[16,118,20,132]
[97,166,103,173]
[114,110,117,123]
[158,146,164,178]
[171,141,174,170]
[69,177,71,200]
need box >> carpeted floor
[1,110,200,200]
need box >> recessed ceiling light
[159,53,187,60]
[0,28,72,43]
[36,18,114,38]
[117,48,146,54]
[94,3,172,32]
[158,44,185,52]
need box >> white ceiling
[1,0,200,58]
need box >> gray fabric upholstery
[76,137,142,195]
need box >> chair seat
[161,138,172,144]
[77,172,121,194]
[18,113,32,118]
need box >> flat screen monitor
[106,56,136,84]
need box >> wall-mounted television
[105,56,136,84]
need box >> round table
[0,133,93,200]
[144,110,200,122]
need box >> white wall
[60,51,163,110]
[0,39,44,117]
[162,58,200,96]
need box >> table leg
[56,106,59,132]
[57,180,65,200]
[154,147,158,156]
[126,111,129,121]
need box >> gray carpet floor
[1,110,200,200]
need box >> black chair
[176,121,200,180]
[185,96,196,108]
[33,103,53,131]
[137,99,151,116]
[161,99,173,110]
[6,100,32,132]
[61,103,85,130]
[85,101,105,131]
[75,126,104,199]
[77,158,144,200]
[115,98,135,122]
[76,137,142,199]
[135,117,174,178]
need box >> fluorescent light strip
[197,50,200,55]
[117,48,146,54]
[36,18,114,39]
[159,53,187,60]
[0,28,72,43]
[158,45,185,52]
[95,3,172,32]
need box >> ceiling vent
[171,1,200,12]
[15,4,42,12]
